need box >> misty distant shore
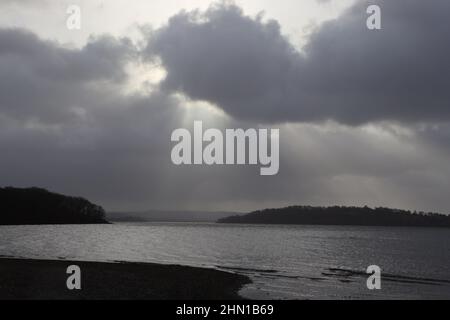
[0,258,250,300]
[107,210,245,223]
[3,187,450,229]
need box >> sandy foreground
[0,257,251,300]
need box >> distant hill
[218,205,450,228]
[108,210,244,223]
[0,187,108,225]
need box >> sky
[1,0,450,214]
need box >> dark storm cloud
[146,0,450,125]
[0,29,135,123]
[1,2,450,214]
[146,4,303,123]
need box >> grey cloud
[146,1,450,125]
[146,4,302,123]
[0,28,136,124]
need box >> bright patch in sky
[0,0,355,48]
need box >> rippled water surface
[0,223,449,299]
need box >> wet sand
[0,258,251,300]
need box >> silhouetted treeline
[0,187,108,225]
[218,205,450,228]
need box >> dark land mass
[0,258,250,300]
[218,205,450,228]
[0,187,108,225]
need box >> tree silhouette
[218,205,450,228]
[0,187,108,225]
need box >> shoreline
[0,258,251,300]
